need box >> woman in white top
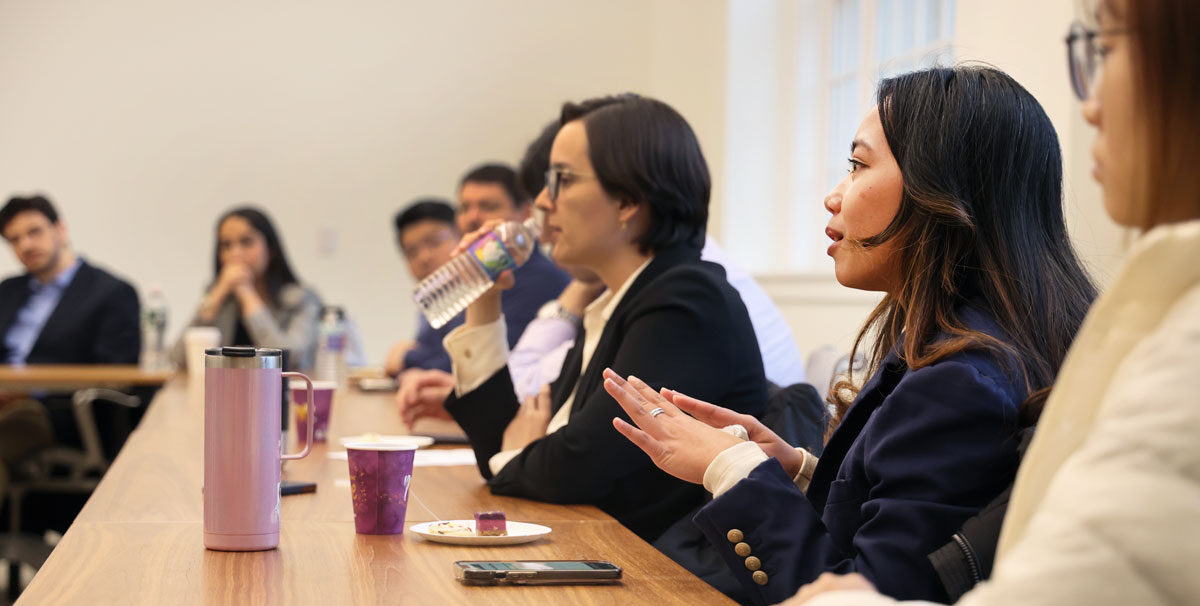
[775,0,1200,603]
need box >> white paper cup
[185,326,222,376]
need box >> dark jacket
[928,426,1037,601]
[0,259,141,364]
[692,305,1024,605]
[445,244,767,542]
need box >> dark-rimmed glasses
[544,167,597,202]
[1065,21,1126,101]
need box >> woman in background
[173,206,322,369]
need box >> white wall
[0,0,728,363]
[754,0,1125,362]
[0,0,1123,370]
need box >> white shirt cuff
[444,316,509,396]
[488,448,522,476]
[703,441,769,498]
[792,448,819,492]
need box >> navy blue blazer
[693,305,1024,605]
[0,259,140,365]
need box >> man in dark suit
[0,195,140,504]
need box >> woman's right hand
[663,389,808,479]
[214,262,253,296]
[451,219,516,326]
[200,262,253,320]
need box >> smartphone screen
[462,561,614,571]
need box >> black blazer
[0,259,141,364]
[446,244,768,542]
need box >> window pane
[832,0,860,75]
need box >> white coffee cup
[184,326,222,376]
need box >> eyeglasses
[544,167,597,202]
[400,229,456,259]
[1065,21,1126,101]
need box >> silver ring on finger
[649,407,666,418]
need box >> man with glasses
[384,198,463,376]
[386,168,569,378]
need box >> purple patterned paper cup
[345,442,417,535]
[290,380,337,443]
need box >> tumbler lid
[204,346,283,369]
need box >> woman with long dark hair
[780,1,1200,604]
[172,206,323,369]
[603,65,1095,604]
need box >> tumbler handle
[281,372,315,460]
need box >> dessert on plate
[473,511,507,536]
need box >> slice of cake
[473,511,507,536]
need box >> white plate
[409,520,552,545]
[338,434,435,448]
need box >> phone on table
[280,480,316,496]
[453,560,622,585]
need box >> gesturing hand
[602,369,743,485]
[661,389,807,479]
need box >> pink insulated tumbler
[204,346,315,551]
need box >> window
[723,0,955,273]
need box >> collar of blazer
[549,243,705,417]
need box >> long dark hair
[213,206,300,305]
[830,66,1097,434]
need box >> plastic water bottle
[413,217,540,328]
[314,306,347,386]
[141,284,169,370]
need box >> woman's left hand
[602,369,742,485]
[501,384,552,452]
[780,573,878,605]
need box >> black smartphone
[453,560,622,585]
[280,480,316,496]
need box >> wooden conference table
[0,364,173,391]
[15,377,734,605]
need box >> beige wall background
[0,0,727,363]
[0,0,1119,368]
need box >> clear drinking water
[141,284,169,370]
[414,217,541,328]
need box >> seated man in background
[398,124,806,422]
[0,194,141,532]
[384,199,462,375]
[394,164,569,418]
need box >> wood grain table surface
[0,365,174,391]
[16,377,733,605]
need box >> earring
[621,221,628,231]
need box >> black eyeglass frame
[544,167,597,202]
[1065,21,1128,101]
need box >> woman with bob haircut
[781,0,1200,604]
[439,93,768,542]
[172,206,323,369]
[604,64,1096,604]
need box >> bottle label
[467,232,517,280]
